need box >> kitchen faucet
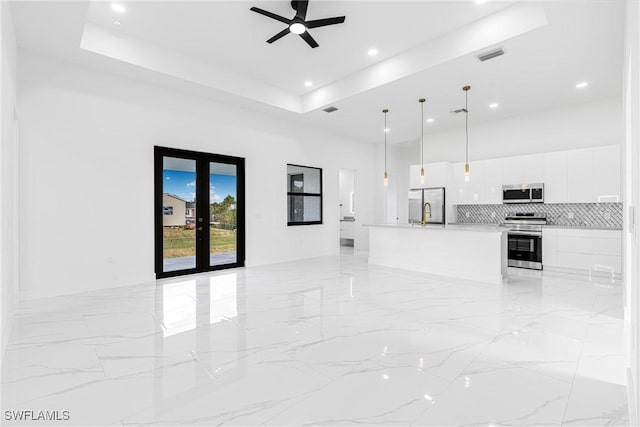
[422,202,432,227]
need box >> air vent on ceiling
[476,47,505,62]
[323,106,339,113]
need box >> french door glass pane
[162,157,197,272]
[209,162,237,267]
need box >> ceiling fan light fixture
[289,22,307,34]
[250,1,345,48]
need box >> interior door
[155,147,245,278]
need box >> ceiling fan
[250,0,346,48]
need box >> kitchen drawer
[556,236,622,256]
[556,252,621,274]
[555,228,622,239]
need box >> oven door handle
[508,231,542,237]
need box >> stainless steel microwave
[502,183,544,204]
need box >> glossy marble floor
[1,252,629,426]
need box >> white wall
[389,144,418,224]
[623,0,640,422]
[404,97,622,163]
[1,1,18,356]
[17,52,376,300]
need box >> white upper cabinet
[482,158,503,204]
[521,154,545,183]
[592,145,621,202]
[501,156,523,185]
[426,162,449,189]
[410,145,620,206]
[543,151,568,203]
[467,160,485,204]
[409,164,423,189]
[452,162,472,204]
[409,162,449,189]
[567,148,594,203]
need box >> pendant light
[383,108,389,187]
[419,98,426,184]
[463,85,471,182]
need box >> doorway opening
[338,169,356,248]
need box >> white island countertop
[365,223,507,232]
[365,223,508,284]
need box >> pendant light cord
[384,111,387,172]
[421,102,424,168]
[465,89,469,164]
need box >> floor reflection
[1,256,629,426]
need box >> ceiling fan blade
[249,7,291,25]
[306,16,346,29]
[299,31,319,48]
[266,28,291,44]
[294,0,309,20]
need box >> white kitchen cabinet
[592,145,621,202]
[426,162,449,189]
[482,158,503,204]
[437,145,620,206]
[409,162,450,190]
[567,149,594,203]
[543,228,622,276]
[409,164,422,189]
[468,160,485,204]
[501,156,523,185]
[452,162,472,204]
[340,221,355,239]
[543,151,568,203]
[521,154,545,184]
[542,228,558,266]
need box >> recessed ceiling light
[111,3,126,13]
[489,103,499,109]
[290,23,306,35]
[576,81,589,89]
[426,118,435,123]
[368,48,378,56]
[113,20,122,27]
[304,81,313,87]
[384,128,390,132]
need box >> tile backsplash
[456,203,622,229]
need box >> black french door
[154,146,245,278]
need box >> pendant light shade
[383,108,389,187]
[463,85,471,182]
[419,98,426,185]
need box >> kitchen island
[366,224,508,284]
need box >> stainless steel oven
[504,212,547,270]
